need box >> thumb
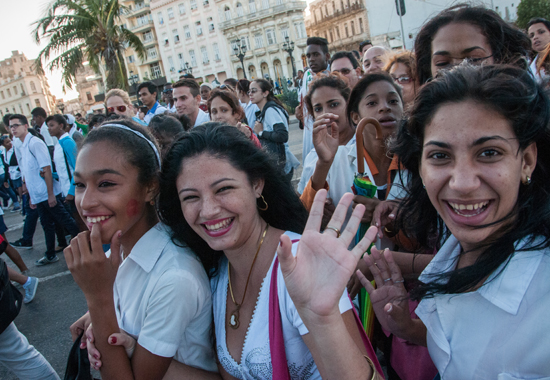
[108,332,136,358]
[110,230,123,268]
[276,234,294,275]
[384,302,408,326]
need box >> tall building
[305,0,370,54]
[74,63,105,113]
[217,0,308,82]
[0,51,56,119]
[150,0,234,83]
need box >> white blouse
[416,235,550,379]
[212,231,352,380]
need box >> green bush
[278,78,299,114]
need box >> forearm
[163,361,221,380]
[261,123,288,143]
[393,318,427,347]
[42,167,55,198]
[391,251,433,277]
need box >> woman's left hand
[64,223,122,302]
[277,189,378,323]
[254,121,264,134]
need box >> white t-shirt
[212,231,352,379]
[111,223,217,372]
[3,147,21,180]
[416,235,550,379]
[53,134,72,197]
[194,108,210,128]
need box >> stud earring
[523,175,532,185]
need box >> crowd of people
[1,3,550,380]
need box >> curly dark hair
[392,64,550,300]
[414,4,531,84]
[158,123,308,275]
[304,73,351,116]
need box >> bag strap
[62,147,72,181]
[269,256,291,380]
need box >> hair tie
[101,123,161,167]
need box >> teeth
[86,215,111,224]
[204,219,232,231]
[449,202,489,217]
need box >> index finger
[90,223,105,258]
[304,189,328,232]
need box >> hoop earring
[523,175,532,185]
[258,194,268,211]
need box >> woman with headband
[64,120,218,379]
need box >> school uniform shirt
[18,133,61,204]
[39,122,56,146]
[241,101,259,127]
[193,108,210,128]
[213,232,352,379]
[110,223,217,371]
[416,235,550,379]
[3,147,20,181]
[144,102,168,124]
[53,133,77,197]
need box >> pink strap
[269,256,291,379]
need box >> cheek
[126,199,141,218]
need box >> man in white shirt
[8,114,80,266]
[172,79,210,128]
[138,82,167,124]
[30,107,56,147]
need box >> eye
[216,186,233,193]
[389,98,400,105]
[182,194,198,201]
[427,152,449,161]
[479,149,500,158]
[329,102,339,108]
[313,106,322,113]
[365,101,376,106]
[434,61,450,68]
[98,181,116,188]
[74,182,85,189]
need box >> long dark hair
[414,4,531,84]
[392,64,550,300]
[253,79,285,110]
[158,123,308,275]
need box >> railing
[130,20,153,31]
[219,1,306,30]
[310,2,365,26]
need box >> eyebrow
[432,46,487,56]
[178,177,236,195]
[73,169,124,178]
[423,136,511,148]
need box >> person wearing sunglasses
[104,89,148,126]
[384,51,420,109]
[330,51,362,89]
[162,83,177,113]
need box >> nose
[378,100,391,114]
[199,195,222,220]
[448,157,481,194]
[78,186,100,213]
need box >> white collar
[124,223,170,273]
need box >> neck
[339,124,355,146]
[147,101,156,110]
[258,98,268,110]
[19,131,29,141]
[313,65,327,74]
[120,211,159,259]
[169,100,174,107]
[363,132,391,170]
[224,217,268,278]
[188,108,200,126]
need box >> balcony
[309,2,365,27]
[127,3,150,18]
[143,38,157,48]
[130,20,153,33]
[219,1,306,31]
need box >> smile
[447,201,489,217]
[203,218,234,231]
[86,215,112,224]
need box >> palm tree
[33,0,145,92]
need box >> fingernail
[387,304,393,313]
[279,237,284,248]
[375,222,379,227]
[110,336,117,344]
[118,231,122,238]
[389,214,395,218]
[94,354,99,359]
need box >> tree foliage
[516,0,550,29]
[33,0,145,92]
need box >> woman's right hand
[312,113,339,164]
[371,200,399,238]
[70,312,92,348]
[86,325,137,370]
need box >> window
[167,7,174,19]
[275,0,282,5]
[189,50,197,66]
[7,89,11,97]
[329,30,333,42]
[196,21,203,35]
[184,25,191,38]
[203,0,209,6]
[295,22,306,39]
[208,17,214,31]
[190,0,197,10]
[143,30,153,42]
[173,29,180,42]
[147,47,158,59]
[179,3,186,14]
[30,81,37,92]
[224,6,231,20]
[236,3,244,16]
[26,103,31,112]
[254,33,264,48]
[241,36,251,50]
[128,55,135,63]
[213,43,221,61]
[351,20,355,35]
[137,15,149,26]
[168,56,175,71]
[19,104,23,113]
[0,91,4,100]
[336,26,340,39]
[345,23,349,38]
[266,29,276,45]
[262,0,269,9]
[13,86,17,95]
[162,32,169,45]
[86,93,92,102]
[281,27,289,40]
[324,31,328,40]
[249,0,256,13]
[157,12,164,24]
[359,18,364,33]
[178,53,185,69]
[20,84,25,94]
[151,63,162,78]
[201,46,209,63]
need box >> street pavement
[0,117,306,379]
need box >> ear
[195,94,202,104]
[355,67,362,77]
[145,181,160,203]
[350,111,361,125]
[521,142,537,181]
[252,178,265,197]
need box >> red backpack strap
[270,256,291,380]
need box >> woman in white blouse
[359,65,550,379]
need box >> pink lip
[443,200,492,227]
[202,218,234,237]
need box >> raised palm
[312,113,340,164]
[278,190,378,321]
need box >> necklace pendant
[230,310,240,329]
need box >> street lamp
[183,62,193,75]
[282,36,297,79]
[233,40,247,79]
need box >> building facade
[73,63,106,114]
[305,0,370,55]
[216,0,308,82]
[151,0,234,83]
[0,51,57,119]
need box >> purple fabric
[269,257,291,380]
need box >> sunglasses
[163,89,173,94]
[247,88,259,95]
[107,105,127,113]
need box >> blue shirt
[58,133,78,196]
[144,102,167,124]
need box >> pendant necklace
[227,223,269,329]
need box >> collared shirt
[241,101,259,127]
[54,133,77,197]
[19,133,61,203]
[193,108,210,128]
[40,122,56,146]
[144,102,168,124]
[111,224,217,371]
[416,235,550,379]
[3,147,21,180]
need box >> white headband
[101,123,161,166]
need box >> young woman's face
[310,86,350,135]
[74,141,154,244]
[248,81,266,105]
[353,80,403,140]
[46,120,65,138]
[210,97,240,126]
[176,153,263,253]
[420,100,537,252]
[105,96,133,118]
[430,22,494,78]
[390,62,416,106]
[2,137,12,151]
[528,22,550,53]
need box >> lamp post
[182,62,193,75]
[233,40,247,79]
[282,36,297,79]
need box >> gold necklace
[227,223,269,329]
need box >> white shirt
[416,235,550,379]
[299,70,315,165]
[53,133,72,197]
[18,133,61,203]
[144,102,168,124]
[213,232,352,379]
[193,108,210,128]
[40,122,56,146]
[241,101,259,127]
[3,147,21,180]
[111,224,217,371]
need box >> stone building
[73,63,105,113]
[0,51,56,119]
[216,0,308,82]
[305,0,370,54]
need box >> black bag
[64,331,92,380]
[0,258,22,334]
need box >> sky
[2,0,80,101]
